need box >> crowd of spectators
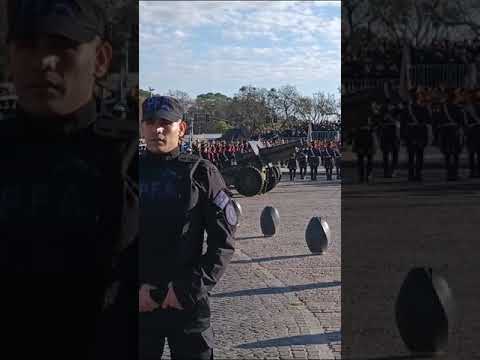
[343,31,480,84]
[185,138,341,170]
[343,33,402,80]
[257,120,341,140]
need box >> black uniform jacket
[139,148,235,324]
[0,101,138,358]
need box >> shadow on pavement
[236,331,341,349]
[231,253,319,264]
[235,235,267,241]
[211,281,341,298]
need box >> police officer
[139,96,236,360]
[1,1,138,359]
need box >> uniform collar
[17,100,96,138]
[145,146,180,161]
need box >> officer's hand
[139,284,159,312]
[161,286,184,310]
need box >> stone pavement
[342,164,480,359]
[211,175,341,359]
[165,172,341,359]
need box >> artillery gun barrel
[236,139,303,166]
[258,139,302,164]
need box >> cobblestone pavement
[342,163,480,359]
[206,171,341,359]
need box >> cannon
[220,139,301,197]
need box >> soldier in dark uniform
[402,90,431,181]
[287,153,298,181]
[1,1,138,359]
[307,145,320,180]
[464,93,480,178]
[378,101,401,178]
[436,93,464,181]
[297,146,308,179]
[353,104,378,184]
[139,96,236,360]
[332,143,342,179]
[320,143,334,181]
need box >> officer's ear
[179,120,188,138]
[94,38,113,79]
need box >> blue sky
[139,1,340,99]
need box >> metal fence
[311,131,340,141]
[407,64,469,88]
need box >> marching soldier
[287,153,298,181]
[297,146,308,179]
[353,104,378,184]
[463,91,480,178]
[321,143,336,181]
[436,93,464,181]
[307,145,320,180]
[403,90,431,182]
[378,101,401,178]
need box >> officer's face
[9,34,112,117]
[142,118,187,154]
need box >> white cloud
[139,0,340,96]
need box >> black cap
[142,96,184,123]
[8,0,107,43]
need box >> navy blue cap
[142,96,184,122]
[8,0,107,43]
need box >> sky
[139,1,341,99]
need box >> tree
[165,89,194,112]
[294,91,340,125]
[213,120,233,134]
[275,85,300,128]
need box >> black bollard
[305,217,330,254]
[395,267,455,356]
[260,206,280,237]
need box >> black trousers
[140,308,213,360]
[357,154,373,182]
[310,165,318,180]
[407,147,424,181]
[468,150,480,177]
[289,168,296,181]
[299,165,307,179]
[444,153,460,180]
[382,147,399,177]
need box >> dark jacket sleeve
[172,161,235,307]
[200,164,236,292]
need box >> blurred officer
[403,90,431,182]
[437,94,464,181]
[307,145,320,180]
[378,101,400,178]
[464,94,480,178]
[287,153,297,181]
[297,146,308,179]
[1,1,138,359]
[353,114,377,184]
[139,96,236,360]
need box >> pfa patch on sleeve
[213,190,230,210]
